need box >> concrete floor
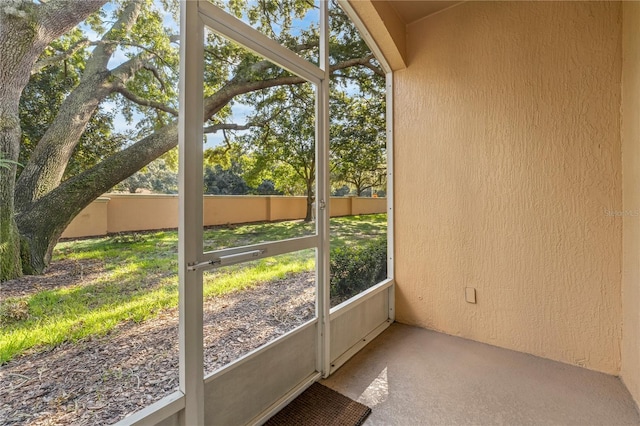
[322,323,640,425]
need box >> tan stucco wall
[622,1,640,407]
[60,197,109,238]
[203,196,268,225]
[352,197,386,215]
[107,194,179,233]
[330,197,351,217]
[61,195,386,238]
[394,1,623,374]
[328,196,387,217]
[268,197,307,221]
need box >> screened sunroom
[118,1,640,425]
[116,1,394,424]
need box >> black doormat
[264,382,371,426]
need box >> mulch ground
[0,264,315,425]
[1,259,108,300]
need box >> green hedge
[330,236,387,303]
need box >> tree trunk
[304,179,314,222]
[0,0,107,281]
[16,123,178,272]
[15,0,143,208]
[0,106,23,281]
[13,70,308,272]
[14,75,114,208]
[0,7,38,281]
[2,1,376,277]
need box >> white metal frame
[117,0,394,424]
[178,1,205,424]
[335,1,395,320]
[317,0,332,378]
[386,70,395,322]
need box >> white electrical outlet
[465,287,477,304]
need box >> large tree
[241,84,317,221]
[238,74,386,220]
[0,0,109,280]
[331,94,387,196]
[228,1,387,221]
[0,0,383,281]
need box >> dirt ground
[0,264,315,425]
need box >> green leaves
[0,157,22,171]
[203,2,386,201]
[330,95,387,195]
[240,82,316,194]
[5,0,389,277]
[111,0,179,135]
[113,158,177,193]
[330,236,387,304]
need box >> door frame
[116,1,394,424]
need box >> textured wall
[61,195,386,238]
[394,1,623,374]
[105,194,179,233]
[61,197,109,238]
[622,1,640,407]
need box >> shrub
[330,236,387,303]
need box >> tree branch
[113,84,178,116]
[203,53,382,120]
[361,61,385,77]
[37,1,107,42]
[203,122,261,134]
[109,54,150,82]
[143,65,166,91]
[31,39,93,75]
[99,38,176,68]
[334,54,384,77]
[17,122,179,243]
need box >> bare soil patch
[0,260,106,301]
[0,271,314,425]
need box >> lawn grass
[0,214,386,364]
